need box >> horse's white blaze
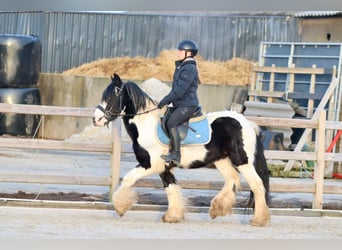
[93,103,108,127]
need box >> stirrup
[161,153,180,165]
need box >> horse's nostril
[92,117,96,125]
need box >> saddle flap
[160,116,189,140]
[157,114,211,146]
[160,106,206,139]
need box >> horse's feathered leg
[236,128,270,227]
[112,166,161,216]
[159,169,187,223]
[209,159,240,219]
[112,161,186,223]
[238,163,270,227]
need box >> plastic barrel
[0,34,42,87]
[0,88,41,136]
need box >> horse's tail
[247,124,271,209]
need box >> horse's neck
[127,104,159,145]
[134,103,159,125]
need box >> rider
[157,39,200,165]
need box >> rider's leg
[161,126,181,164]
[161,106,197,165]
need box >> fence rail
[0,103,341,210]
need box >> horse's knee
[159,169,176,187]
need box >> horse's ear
[111,73,123,87]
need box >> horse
[92,73,271,227]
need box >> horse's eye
[115,87,121,96]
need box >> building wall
[0,11,300,73]
[298,17,342,42]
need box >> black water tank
[0,88,41,136]
[0,34,41,87]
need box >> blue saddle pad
[156,117,211,146]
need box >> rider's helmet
[177,40,198,56]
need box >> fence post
[109,119,121,199]
[313,110,326,209]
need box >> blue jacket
[159,59,199,108]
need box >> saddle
[157,106,212,146]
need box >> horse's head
[93,73,159,127]
[93,73,124,127]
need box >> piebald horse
[93,73,271,226]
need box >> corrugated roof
[295,11,342,17]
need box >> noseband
[99,84,125,120]
[95,104,123,120]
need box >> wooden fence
[0,103,341,210]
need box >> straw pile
[63,50,255,86]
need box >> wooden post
[287,64,295,103]
[267,64,275,103]
[313,110,326,209]
[307,65,317,119]
[249,69,257,102]
[109,118,122,199]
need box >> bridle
[96,84,159,123]
[96,85,124,121]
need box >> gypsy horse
[93,73,271,227]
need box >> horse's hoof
[250,208,270,227]
[115,209,126,217]
[209,208,225,219]
[162,212,184,223]
[112,188,137,217]
[209,206,220,219]
[250,218,270,227]
[113,203,129,217]
[209,198,232,219]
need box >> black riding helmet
[177,40,198,56]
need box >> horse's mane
[122,81,158,112]
[101,81,115,102]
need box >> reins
[133,107,160,116]
[97,103,159,119]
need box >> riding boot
[161,127,181,165]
